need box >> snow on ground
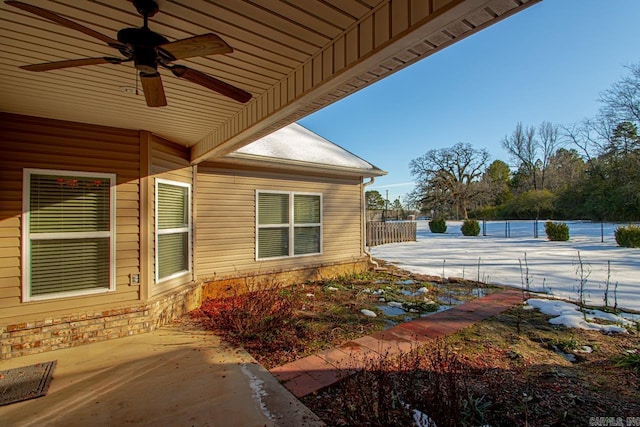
[526,298,630,332]
[371,220,640,312]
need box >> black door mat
[0,360,57,406]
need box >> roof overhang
[217,122,387,178]
[214,153,388,179]
[0,0,540,162]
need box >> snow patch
[361,309,377,317]
[527,298,630,333]
[240,363,274,421]
[527,299,580,317]
[413,408,437,427]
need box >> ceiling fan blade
[140,72,167,107]
[5,1,125,49]
[158,34,232,61]
[21,57,124,72]
[170,65,251,103]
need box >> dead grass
[191,265,639,425]
[192,267,499,369]
[304,306,640,426]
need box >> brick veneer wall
[0,282,201,360]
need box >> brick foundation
[1,259,369,360]
[0,282,201,360]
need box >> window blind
[156,181,190,282]
[26,171,113,299]
[157,183,188,229]
[31,238,110,295]
[30,174,110,233]
[256,191,321,259]
[158,233,188,280]
[294,195,320,224]
[258,193,289,225]
[258,228,289,258]
[294,226,320,255]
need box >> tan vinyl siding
[149,136,194,294]
[0,113,141,324]
[196,163,364,279]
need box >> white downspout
[362,177,381,269]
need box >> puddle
[397,287,430,298]
[376,305,407,317]
[437,295,464,305]
[552,346,577,363]
[445,288,487,298]
[471,287,487,298]
[421,305,453,317]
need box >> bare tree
[561,120,601,161]
[502,121,563,191]
[538,121,562,190]
[409,142,489,219]
[599,62,640,125]
[567,63,640,159]
[501,122,538,190]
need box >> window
[256,191,321,259]
[155,179,191,282]
[22,169,116,301]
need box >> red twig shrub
[199,278,299,340]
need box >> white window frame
[155,178,192,283]
[255,190,323,260]
[21,168,116,302]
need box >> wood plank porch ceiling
[0,0,539,163]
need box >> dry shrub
[329,340,487,427]
[200,278,299,341]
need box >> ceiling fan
[6,0,252,107]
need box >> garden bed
[192,264,500,369]
[191,264,639,425]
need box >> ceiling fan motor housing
[117,27,169,74]
[133,0,159,18]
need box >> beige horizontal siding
[196,163,364,279]
[0,113,142,325]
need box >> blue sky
[298,0,640,203]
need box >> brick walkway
[269,289,523,398]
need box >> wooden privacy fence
[366,221,417,246]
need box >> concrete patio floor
[0,320,324,427]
